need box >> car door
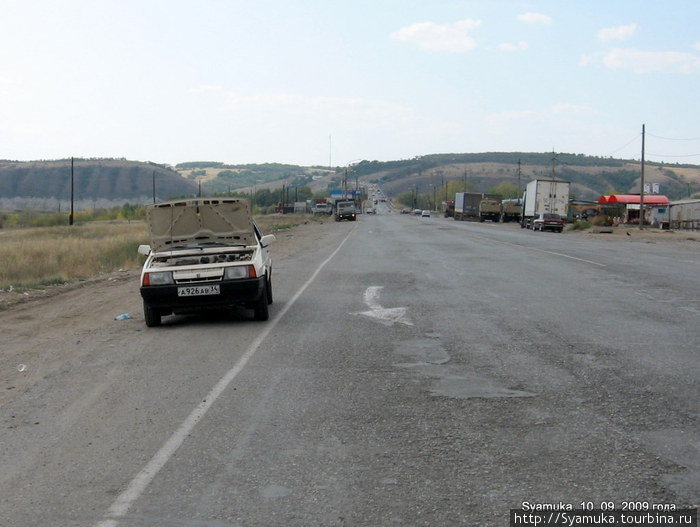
[253,222,272,275]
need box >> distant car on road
[421,210,431,218]
[413,209,422,215]
[532,213,564,232]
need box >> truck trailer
[454,193,501,221]
[520,179,571,230]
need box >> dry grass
[0,221,148,290]
[0,213,329,291]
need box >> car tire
[143,301,161,327]
[254,282,270,321]
[266,274,273,305]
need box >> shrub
[571,220,591,230]
[591,215,614,226]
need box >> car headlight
[225,265,256,279]
[143,271,173,286]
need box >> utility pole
[152,170,156,204]
[69,157,74,226]
[517,159,522,198]
[551,150,557,179]
[640,123,646,230]
[198,180,202,197]
[463,169,467,192]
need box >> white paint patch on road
[94,224,359,527]
[355,286,413,326]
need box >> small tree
[487,182,519,199]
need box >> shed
[668,198,700,230]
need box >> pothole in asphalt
[394,339,535,399]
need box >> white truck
[311,202,330,215]
[520,179,571,230]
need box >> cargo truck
[520,179,570,230]
[334,200,357,221]
[311,202,329,215]
[442,199,455,218]
[478,197,503,222]
[500,199,522,223]
[454,193,501,221]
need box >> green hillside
[350,153,700,201]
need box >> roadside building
[668,198,700,230]
[597,194,670,225]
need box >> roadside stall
[597,194,670,226]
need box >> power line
[607,133,641,156]
[647,132,700,141]
[646,152,700,158]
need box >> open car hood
[146,198,255,252]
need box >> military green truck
[478,197,502,222]
[500,198,522,223]
[334,200,357,221]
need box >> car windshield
[543,214,561,220]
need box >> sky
[1,0,699,167]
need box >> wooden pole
[639,124,645,230]
[69,157,74,225]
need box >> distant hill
[174,162,334,194]
[349,153,700,201]
[2,153,698,211]
[0,158,198,210]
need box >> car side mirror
[260,234,276,247]
[138,244,151,256]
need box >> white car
[421,210,431,218]
[138,198,275,326]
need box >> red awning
[597,194,670,205]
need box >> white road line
[94,225,358,527]
[467,232,606,267]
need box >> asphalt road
[1,211,698,526]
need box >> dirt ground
[572,225,700,245]
[0,219,337,406]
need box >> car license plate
[177,285,220,297]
